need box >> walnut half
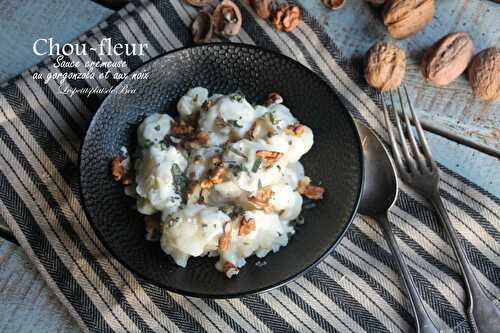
[248,187,274,213]
[298,177,325,200]
[239,217,256,236]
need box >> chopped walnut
[248,186,274,213]
[219,222,232,251]
[209,155,223,167]
[284,123,305,137]
[201,99,214,111]
[171,119,194,136]
[256,150,284,166]
[272,4,301,32]
[264,92,283,106]
[222,261,239,278]
[187,131,209,148]
[111,157,123,182]
[238,217,256,236]
[298,176,325,200]
[200,166,226,189]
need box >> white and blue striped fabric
[0,1,498,332]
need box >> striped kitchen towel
[0,0,498,332]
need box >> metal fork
[382,86,500,333]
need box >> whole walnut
[365,41,406,92]
[468,48,500,102]
[383,0,435,39]
[422,32,474,86]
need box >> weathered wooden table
[0,0,498,331]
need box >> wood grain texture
[0,0,498,330]
[0,0,113,82]
[301,0,500,151]
[0,238,80,332]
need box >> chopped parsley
[252,158,262,172]
[221,205,244,218]
[143,138,154,147]
[230,94,244,102]
[229,163,249,176]
[226,119,243,128]
[229,147,248,160]
[268,112,279,125]
[171,163,187,194]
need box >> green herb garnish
[230,94,244,102]
[229,147,248,160]
[226,119,243,128]
[252,158,262,172]
[268,112,279,125]
[171,163,187,194]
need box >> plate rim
[79,42,364,299]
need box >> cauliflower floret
[177,87,209,118]
[137,113,173,147]
[161,204,230,267]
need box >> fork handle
[430,193,500,333]
[377,213,440,333]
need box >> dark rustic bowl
[80,43,363,298]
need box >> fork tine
[390,90,414,172]
[382,94,405,173]
[403,86,436,169]
[397,87,426,172]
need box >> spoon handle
[430,193,500,333]
[376,214,440,333]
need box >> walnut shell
[468,48,500,102]
[421,32,474,86]
[192,12,213,44]
[213,0,242,37]
[365,41,406,92]
[383,0,435,39]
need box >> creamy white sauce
[128,88,316,278]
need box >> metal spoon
[356,120,440,333]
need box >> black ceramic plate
[80,43,363,298]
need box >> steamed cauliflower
[113,88,325,278]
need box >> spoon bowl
[356,121,398,216]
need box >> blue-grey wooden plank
[0,0,113,82]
